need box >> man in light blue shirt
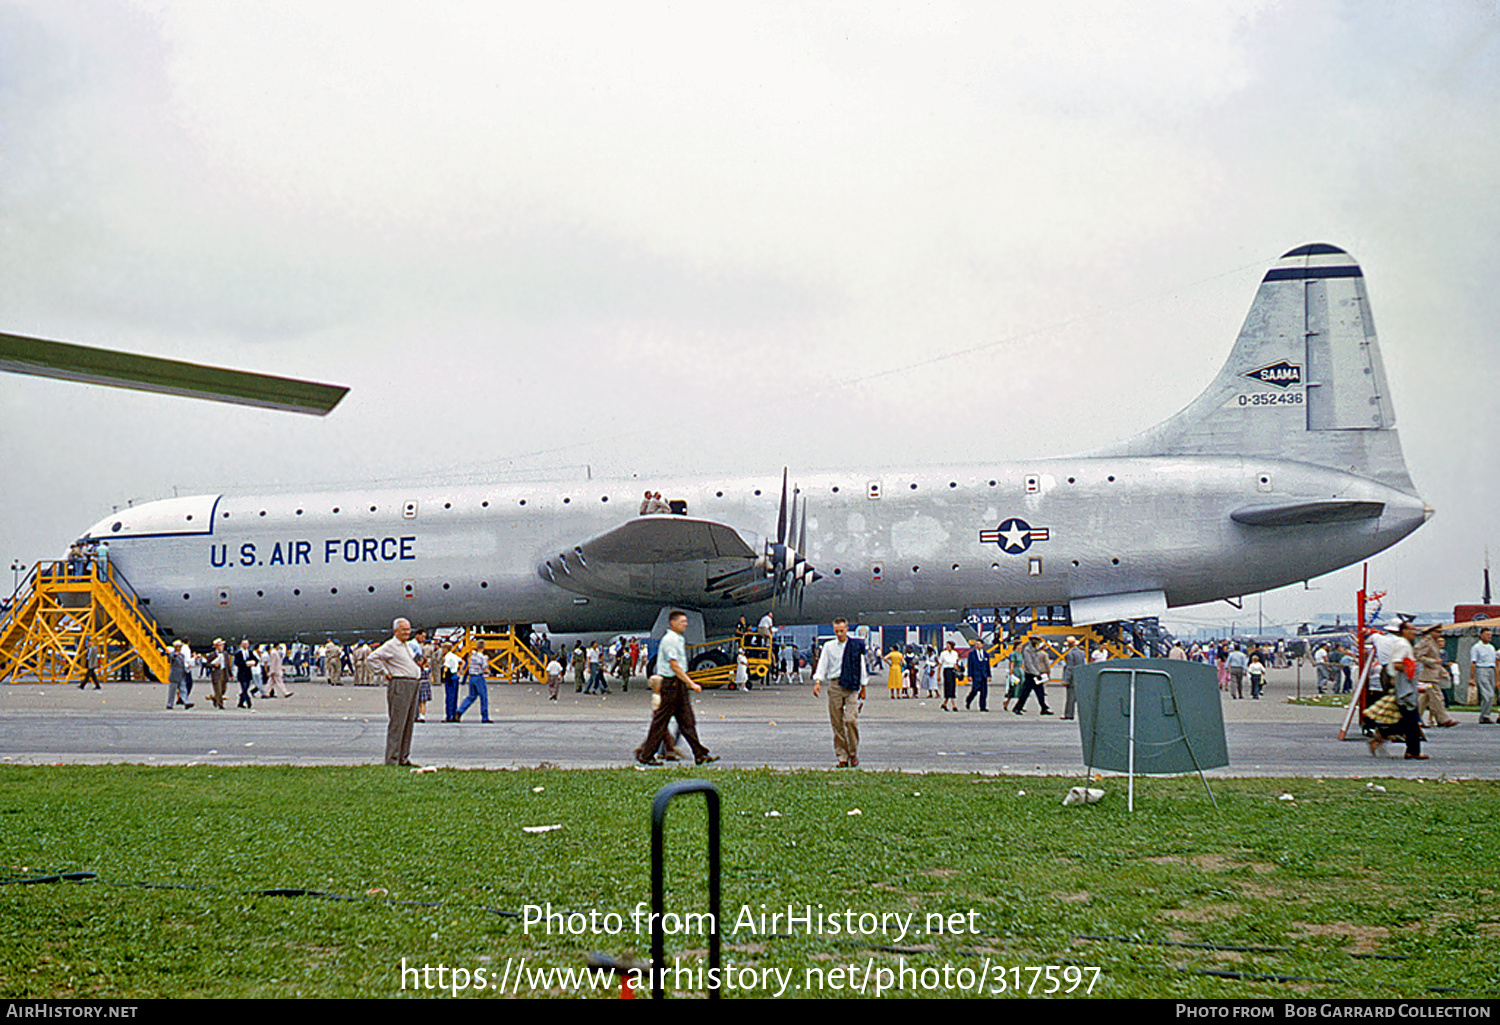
[635,611,717,766]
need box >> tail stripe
[1264,265,1363,282]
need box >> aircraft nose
[1423,502,1435,523]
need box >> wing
[538,515,776,608]
[0,331,348,416]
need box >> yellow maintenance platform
[0,558,170,685]
[984,615,1145,670]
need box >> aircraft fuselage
[83,454,1427,642]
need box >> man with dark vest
[964,637,992,711]
[813,617,868,767]
[234,639,258,709]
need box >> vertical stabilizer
[1095,244,1415,493]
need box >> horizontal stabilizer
[1070,590,1167,626]
[1230,500,1385,527]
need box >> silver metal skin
[79,244,1430,641]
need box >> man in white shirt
[1470,627,1496,724]
[1226,645,1248,700]
[441,643,463,720]
[366,618,423,766]
[1314,644,1330,694]
[546,656,563,701]
[937,640,960,712]
[1370,620,1424,760]
[813,618,867,767]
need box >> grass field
[2,765,1497,999]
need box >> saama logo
[1241,361,1302,389]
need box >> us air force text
[208,537,416,567]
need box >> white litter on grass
[523,824,562,834]
[1016,790,1026,797]
[765,810,782,817]
[1062,787,1105,806]
[1279,793,1295,801]
[411,765,437,774]
[1367,783,1387,793]
[847,808,862,816]
[532,786,544,793]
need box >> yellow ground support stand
[686,631,774,689]
[451,625,544,682]
[0,559,170,685]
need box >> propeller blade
[777,468,789,545]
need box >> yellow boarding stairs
[0,559,170,685]
[450,625,544,683]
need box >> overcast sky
[2,1,1497,634]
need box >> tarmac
[2,665,1495,777]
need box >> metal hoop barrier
[649,779,721,1000]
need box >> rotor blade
[0,332,349,416]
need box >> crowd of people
[71,604,1498,770]
[61,540,109,577]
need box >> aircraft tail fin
[1095,244,1415,493]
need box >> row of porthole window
[176,550,1126,598]
[180,581,490,601]
[175,552,1130,600]
[821,557,1122,577]
[175,476,1127,524]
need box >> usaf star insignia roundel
[980,517,1051,554]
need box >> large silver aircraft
[77,244,1430,644]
